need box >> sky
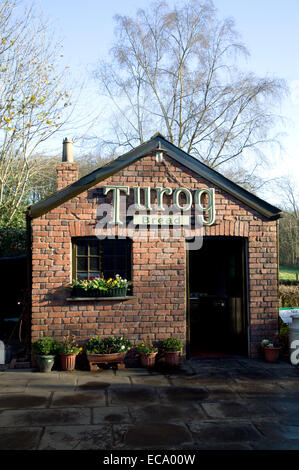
[26,0,299,202]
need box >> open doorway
[187,237,248,358]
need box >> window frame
[71,236,132,283]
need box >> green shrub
[0,229,26,257]
[161,337,183,352]
[32,337,60,356]
[83,336,132,354]
[82,336,104,354]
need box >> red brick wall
[56,163,78,190]
[31,154,279,358]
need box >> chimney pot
[62,137,74,162]
[57,137,78,189]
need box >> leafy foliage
[136,339,158,355]
[161,337,183,352]
[83,336,132,354]
[0,229,26,256]
[58,333,82,355]
[32,337,60,356]
[71,275,131,292]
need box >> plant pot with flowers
[32,337,60,372]
[136,340,158,368]
[71,274,131,298]
[58,333,82,371]
[105,274,132,297]
[161,337,183,367]
[261,339,281,363]
[71,276,108,297]
[83,335,132,371]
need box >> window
[72,237,132,283]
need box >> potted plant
[31,337,60,372]
[136,340,158,368]
[161,337,183,367]
[261,339,281,363]
[71,274,131,298]
[83,335,132,371]
[105,274,131,297]
[58,333,82,371]
[71,277,108,297]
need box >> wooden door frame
[185,236,249,359]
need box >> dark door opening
[187,237,248,358]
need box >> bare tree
[279,177,299,218]
[0,0,72,227]
[221,163,278,194]
[28,151,113,205]
[276,176,299,267]
[94,0,286,173]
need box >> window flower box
[71,275,130,298]
[71,287,127,297]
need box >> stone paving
[0,357,299,450]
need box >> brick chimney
[56,138,79,190]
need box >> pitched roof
[28,133,281,220]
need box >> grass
[279,265,299,281]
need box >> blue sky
[29,0,299,198]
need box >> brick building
[27,134,281,359]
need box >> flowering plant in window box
[71,274,131,297]
[105,275,131,296]
[83,335,132,371]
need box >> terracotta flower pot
[86,352,126,371]
[140,352,157,368]
[164,350,181,367]
[60,353,77,371]
[264,347,281,363]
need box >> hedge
[279,280,299,286]
[279,285,299,308]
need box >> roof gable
[28,133,281,220]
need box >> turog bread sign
[103,185,215,226]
